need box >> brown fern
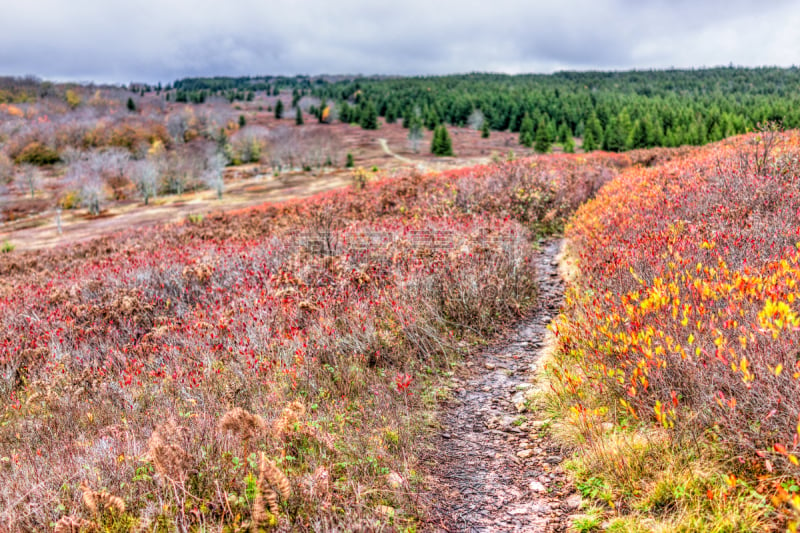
[146,419,191,480]
[79,481,125,514]
[250,452,293,530]
[54,515,96,533]
[219,407,267,442]
[261,455,291,500]
[273,400,306,437]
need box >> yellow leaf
[775,364,783,377]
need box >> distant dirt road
[1,170,350,251]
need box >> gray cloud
[0,0,798,83]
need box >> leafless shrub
[166,108,193,144]
[230,126,267,164]
[15,164,40,198]
[66,154,106,215]
[467,109,485,130]
[129,159,158,205]
[202,152,227,199]
[0,151,12,184]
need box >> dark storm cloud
[1,0,797,83]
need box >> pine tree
[582,129,597,152]
[385,105,397,124]
[557,122,571,144]
[346,153,354,168]
[239,115,247,128]
[339,101,352,124]
[534,118,551,153]
[585,112,604,149]
[603,111,631,152]
[546,119,557,143]
[519,114,535,147]
[563,135,575,153]
[295,106,304,125]
[629,119,648,149]
[360,101,379,130]
[126,97,136,112]
[481,120,490,138]
[275,100,284,119]
[425,108,440,131]
[431,125,454,156]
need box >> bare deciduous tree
[202,152,227,200]
[230,126,268,164]
[66,156,106,216]
[0,152,13,185]
[166,109,193,144]
[468,109,485,131]
[130,159,159,205]
[16,164,41,199]
[267,126,343,175]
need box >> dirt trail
[1,171,351,251]
[427,239,580,532]
[378,137,421,166]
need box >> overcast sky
[1,0,798,84]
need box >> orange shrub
[13,141,60,165]
[554,130,800,478]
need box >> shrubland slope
[552,129,800,531]
[0,150,630,530]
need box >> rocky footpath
[426,239,582,532]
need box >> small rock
[564,493,582,510]
[375,505,396,518]
[517,449,534,459]
[507,505,529,516]
[442,433,451,439]
[529,480,546,493]
[545,455,563,464]
[485,362,496,370]
[531,502,551,513]
[386,472,404,489]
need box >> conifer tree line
[167,67,800,152]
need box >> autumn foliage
[0,150,627,529]
[553,128,800,524]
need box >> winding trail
[378,139,425,167]
[427,239,580,532]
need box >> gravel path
[426,239,581,532]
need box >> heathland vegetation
[3,69,800,531]
[550,127,800,531]
[0,140,630,529]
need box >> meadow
[0,148,625,531]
